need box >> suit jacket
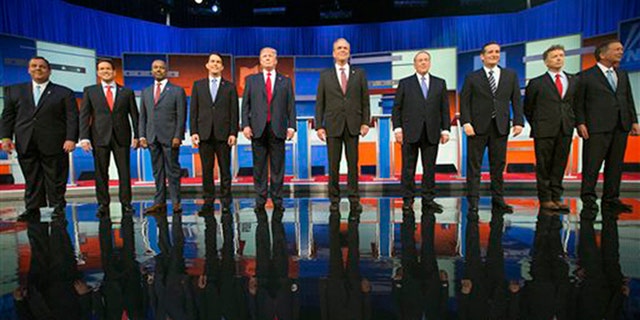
[392,74,451,144]
[574,66,638,134]
[139,82,187,146]
[1,82,79,155]
[460,67,524,136]
[241,72,296,140]
[524,72,576,138]
[80,83,139,147]
[190,77,239,141]
[315,66,371,137]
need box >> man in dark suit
[524,45,576,211]
[460,41,524,215]
[139,59,187,215]
[574,40,639,218]
[1,56,79,221]
[241,47,296,215]
[79,59,139,218]
[315,38,371,213]
[190,53,239,215]
[392,50,451,215]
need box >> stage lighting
[194,0,203,4]
[211,1,220,13]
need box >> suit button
[33,117,37,121]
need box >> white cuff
[393,128,402,133]
[440,130,450,136]
[79,139,91,145]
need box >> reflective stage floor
[0,195,639,319]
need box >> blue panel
[378,198,391,257]
[310,145,328,175]
[0,34,36,86]
[179,145,193,177]
[378,117,391,179]
[123,54,167,92]
[142,149,153,181]
[237,144,253,169]
[296,119,309,179]
[353,53,393,89]
[73,149,95,181]
[285,143,294,175]
[379,95,395,115]
[298,199,310,257]
[620,17,640,71]
[296,101,315,117]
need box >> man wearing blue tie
[392,51,451,215]
[574,40,639,218]
[190,53,239,216]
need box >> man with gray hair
[392,50,451,215]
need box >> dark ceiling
[63,0,553,28]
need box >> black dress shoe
[603,199,633,213]
[466,211,479,221]
[348,211,360,222]
[17,209,40,222]
[221,206,232,215]
[52,207,66,219]
[424,200,444,214]
[492,201,514,214]
[198,204,214,217]
[272,209,284,223]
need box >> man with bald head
[139,59,187,215]
[392,50,451,215]
[315,38,371,214]
[575,40,639,218]
[242,47,296,216]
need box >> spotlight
[194,0,203,4]
[211,1,220,13]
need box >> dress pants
[327,129,360,205]
[401,129,439,206]
[580,127,628,204]
[466,119,508,206]
[533,133,571,202]
[252,123,285,208]
[199,138,232,208]
[93,137,132,206]
[149,140,181,205]
[18,138,68,211]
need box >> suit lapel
[111,85,124,112]
[97,84,111,112]
[593,67,615,93]
[494,67,508,96]
[330,67,342,95]
[204,79,215,105]
[156,83,171,105]
[34,83,52,114]
[479,69,494,96]
[542,73,562,100]
[345,68,357,95]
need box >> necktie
[106,85,114,111]
[554,74,563,98]
[34,85,42,106]
[154,82,162,105]
[266,72,272,122]
[488,70,497,118]
[606,69,617,91]
[488,70,497,96]
[420,76,428,99]
[340,68,348,95]
[210,78,218,103]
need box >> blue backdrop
[1,0,638,57]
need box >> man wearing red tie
[524,46,577,212]
[242,47,296,215]
[80,59,140,218]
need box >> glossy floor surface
[0,195,639,319]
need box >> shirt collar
[483,65,499,75]
[596,62,615,74]
[101,81,116,88]
[208,75,222,83]
[32,80,50,89]
[547,70,565,79]
[335,63,350,73]
[263,69,276,77]
[415,73,429,81]
[155,79,168,86]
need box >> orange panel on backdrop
[169,54,211,96]
[358,141,377,167]
[506,140,535,165]
[625,136,640,163]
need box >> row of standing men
[0,38,637,222]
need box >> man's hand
[2,139,15,154]
[286,128,295,141]
[360,125,369,137]
[191,134,200,146]
[394,131,403,144]
[243,127,253,140]
[631,123,640,136]
[440,133,450,144]
[227,135,236,147]
[73,280,91,295]
[63,140,76,153]
[140,138,148,148]
[131,138,139,149]
[577,124,589,140]
[463,123,475,137]
[81,141,92,152]
[512,125,523,137]
[317,128,326,142]
[198,275,207,289]
[171,138,181,149]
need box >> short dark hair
[30,56,50,69]
[481,41,500,54]
[542,45,565,61]
[96,59,115,69]
[207,52,224,65]
[594,40,621,62]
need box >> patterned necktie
[266,72,272,122]
[420,76,428,99]
[488,70,497,96]
[340,68,348,95]
[210,78,218,103]
[555,74,563,98]
[34,85,42,106]
[606,69,617,91]
[106,85,114,111]
[154,82,162,105]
